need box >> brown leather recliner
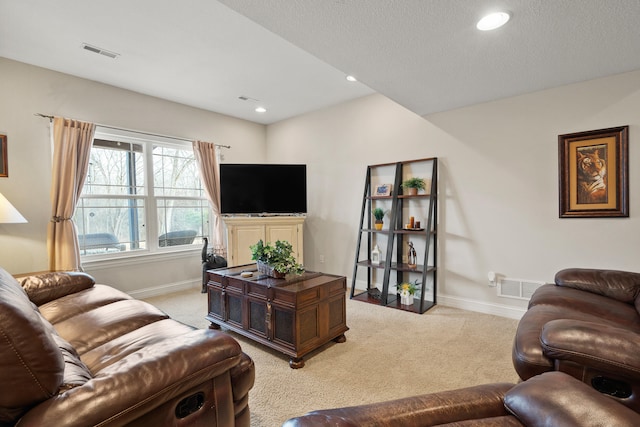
[282,372,640,426]
[513,268,640,411]
[0,268,254,427]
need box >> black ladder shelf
[350,158,438,314]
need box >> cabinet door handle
[266,302,272,339]
[221,289,227,320]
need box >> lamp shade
[0,192,27,223]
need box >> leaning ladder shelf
[350,158,438,314]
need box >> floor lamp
[0,192,27,223]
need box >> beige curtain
[47,117,96,271]
[192,140,225,249]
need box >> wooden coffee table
[205,264,348,368]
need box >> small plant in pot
[372,207,387,230]
[398,279,420,306]
[401,177,427,196]
[250,239,304,278]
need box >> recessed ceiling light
[477,12,511,31]
[346,75,358,82]
[255,107,267,113]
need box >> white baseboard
[128,279,201,299]
[351,279,525,320]
[436,294,526,320]
[142,281,526,320]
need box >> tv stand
[223,216,305,267]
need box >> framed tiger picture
[558,126,628,218]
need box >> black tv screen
[220,164,307,214]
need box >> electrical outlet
[319,255,325,263]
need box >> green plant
[372,207,386,221]
[250,239,305,275]
[398,279,420,295]
[401,177,426,190]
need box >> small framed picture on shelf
[374,183,392,197]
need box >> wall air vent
[497,277,545,300]
[82,43,119,59]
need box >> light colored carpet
[144,289,520,427]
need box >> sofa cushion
[0,268,64,425]
[18,271,95,306]
[529,284,640,331]
[52,299,170,355]
[80,318,195,372]
[38,284,133,325]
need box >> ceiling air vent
[82,43,119,59]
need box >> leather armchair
[282,372,640,426]
[0,268,254,426]
[513,268,640,411]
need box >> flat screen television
[220,164,307,215]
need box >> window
[74,128,210,256]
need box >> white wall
[3,55,639,316]
[0,58,266,292]
[267,69,640,318]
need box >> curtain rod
[34,113,231,149]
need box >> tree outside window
[75,133,210,256]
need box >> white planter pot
[400,293,414,306]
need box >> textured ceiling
[220,0,640,116]
[2,1,640,124]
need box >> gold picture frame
[0,135,7,178]
[558,126,628,218]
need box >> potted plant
[250,239,304,278]
[398,280,419,306]
[401,177,427,196]
[372,207,387,230]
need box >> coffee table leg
[289,357,305,369]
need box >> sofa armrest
[541,319,640,379]
[555,268,640,304]
[282,382,514,427]
[18,329,245,427]
[17,272,95,306]
[504,372,640,426]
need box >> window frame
[77,127,211,262]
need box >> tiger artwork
[576,146,607,204]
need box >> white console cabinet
[223,216,305,267]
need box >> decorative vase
[400,291,414,306]
[407,241,417,268]
[257,260,286,278]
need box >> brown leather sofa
[513,268,640,411]
[282,371,640,426]
[0,268,254,427]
